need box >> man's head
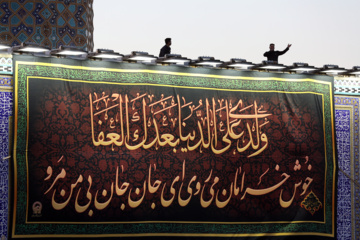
[165,38,172,46]
[269,43,275,51]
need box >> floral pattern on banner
[12,57,336,238]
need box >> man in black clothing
[263,43,292,62]
[159,38,171,57]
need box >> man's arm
[278,44,292,56]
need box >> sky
[93,0,360,69]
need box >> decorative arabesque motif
[0,0,93,51]
[301,191,322,215]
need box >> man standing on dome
[264,43,292,63]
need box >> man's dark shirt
[159,45,171,57]
[263,47,289,62]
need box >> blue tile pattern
[335,96,360,240]
[335,109,351,240]
[0,0,93,51]
[0,87,12,240]
[0,156,9,240]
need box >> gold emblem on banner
[301,191,322,215]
